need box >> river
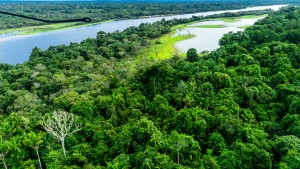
[0,4,287,64]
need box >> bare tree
[42,111,81,157]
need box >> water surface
[174,16,265,52]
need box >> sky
[0,0,291,3]
[0,0,262,1]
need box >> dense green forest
[0,1,296,29]
[2,5,300,169]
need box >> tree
[280,150,300,168]
[186,48,198,63]
[13,93,39,114]
[172,108,207,136]
[0,137,22,169]
[232,142,272,169]
[107,154,131,169]
[42,111,81,157]
[201,149,220,169]
[23,132,45,169]
[207,132,226,155]
[169,131,189,164]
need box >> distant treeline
[0,1,294,29]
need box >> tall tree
[169,131,189,164]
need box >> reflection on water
[226,17,266,27]
[174,16,265,53]
[175,27,243,52]
[0,31,18,38]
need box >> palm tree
[23,131,45,169]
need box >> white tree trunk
[2,159,7,169]
[35,148,42,169]
[177,149,180,164]
[61,138,66,157]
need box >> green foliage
[186,48,199,63]
[1,4,300,168]
[208,132,226,155]
[274,135,300,168]
[107,154,131,169]
[23,131,44,149]
[232,142,272,169]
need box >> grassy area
[0,23,80,34]
[137,32,194,60]
[195,25,226,28]
[213,14,266,23]
[218,18,239,23]
[0,20,114,35]
[172,24,189,29]
[20,23,86,35]
[239,14,267,19]
[238,25,250,29]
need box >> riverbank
[213,14,267,22]
[0,20,114,36]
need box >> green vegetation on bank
[195,25,226,28]
[138,33,194,60]
[0,20,114,35]
[238,25,251,29]
[1,4,300,169]
[213,14,267,22]
[0,22,84,35]
[239,14,268,19]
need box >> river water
[0,4,287,64]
